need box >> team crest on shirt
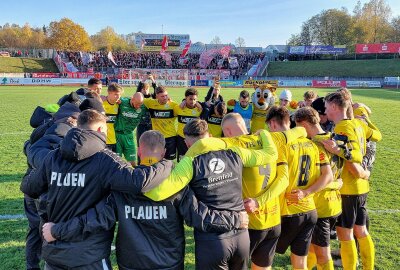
[192,110,197,115]
[136,108,142,113]
[164,104,170,109]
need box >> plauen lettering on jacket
[125,205,167,220]
[50,172,85,187]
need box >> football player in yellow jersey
[266,106,333,270]
[205,101,227,138]
[174,88,202,161]
[102,83,124,152]
[143,86,178,160]
[337,87,378,172]
[221,113,307,270]
[294,107,344,270]
[323,92,381,270]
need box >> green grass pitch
[0,86,399,269]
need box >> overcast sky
[2,0,400,47]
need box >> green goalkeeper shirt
[114,97,147,134]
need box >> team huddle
[20,76,381,270]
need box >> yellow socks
[340,239,357,270]
[307,251,317,269]
[316,259,334,270]
[358,234,375,270]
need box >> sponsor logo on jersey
[107,115,117,123]
[150,109,174,118]
[122,111,140,118]
[207,116,222,125]
[208,158,225,174]
[154,111,172,118]
[178,115,198,124]
[125,205,167,220]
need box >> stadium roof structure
[189,42,263,54]
[265,45,288,54]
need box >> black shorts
[337,194,368,229]
[311,214,339,247]
[176,135,188,162]
[276,210,317,256]
[106,144,116,153]
[249,225,281,267]
[195,231,250,270]
[165,136,177,160]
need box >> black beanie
[311,97,326,115]
[79,98,105,114]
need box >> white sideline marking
[1,209,399,221]
[369,209,400,214]
[0,214,27,220]
[0,132,30,136]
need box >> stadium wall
[0,77,391,88]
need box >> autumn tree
[391,16,400,42]
[46,18,92,51]
[352,0,392,43]
[91,26,136,51]
[316,9,353,45]
[287,0,398,47]
[287,34,302,46]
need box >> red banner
[355,43,400,54]
[180,40,191,58]
[65,72,94,79]
[31,72,59,78]
[160,35,168,56]
[312,80,346,88]
[220,46,231,59]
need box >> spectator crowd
[61,51,264,76]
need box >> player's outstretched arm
[144,157,194,201]
[345,161,370,180]
[27,135,61,169]
[325,178,343,190]
[362,119,382,142]
[232,130,278,167]
[20,158,49,199]
[46,194,117,242]
[288,162,334,203]
[103,153,174,194]
[177,187,248,233]
[254,162,289,211]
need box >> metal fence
[0,47,55,59]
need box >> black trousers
[195,231,250,270]
[24,194,42,269]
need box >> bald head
[138,130,166,163]
[221,113,248,137]
[131,92,144,109]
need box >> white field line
[1,209,399,221]
[0,214,26,220]
[0,132,30,136]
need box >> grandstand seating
[61,50,265,76]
